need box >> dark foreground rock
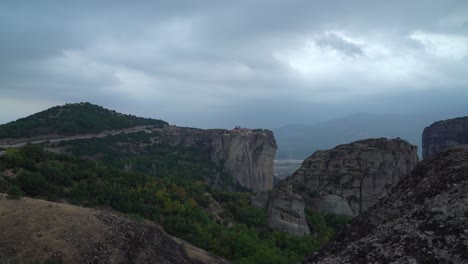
[0,196,194,264]
[303,147,468,264]
[422,116,468,159]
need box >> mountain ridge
[0,102,168,139]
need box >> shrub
[7,185,24,199]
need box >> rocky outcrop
[155,127,277,192]
[303,147,468,264]
[266,184,310,236]
[0,195,193,264]
[422,116,468,159]
[286,138,418,217]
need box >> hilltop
[0,102,168,139]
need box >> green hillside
[0,102,168,139]
[0,145,346,263]
[0,103,350,263]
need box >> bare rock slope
[0,196,195,264]
[303,147,468,264]
[287,138,418,217]
[422,116,468,159]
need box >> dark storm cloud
[1,0,467,128]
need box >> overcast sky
[1,0,467,129]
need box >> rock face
[0,195,192,264]
[422,116,468,159]
[303,147,468,264]
[286,138,419,217]
[266,184,310,236]
[157,127,277,192]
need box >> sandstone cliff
[303,147,468,264]
[0,195,193,264]
[154,127,277,192]
[266,184,310,236]
[422,116,468,159]
[285,138,418,217]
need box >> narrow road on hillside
[0,126,152,152]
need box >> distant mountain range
[274,113,439,160]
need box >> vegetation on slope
[0,145,350,263]
[58,131,215,182]
[0,102,167,139]
[56,131,249,191]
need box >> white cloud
[410,31,468,60]
[2,1,468,128]
[273,28,468,103]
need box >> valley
[273,159,303,179]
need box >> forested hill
[0,102,168,139]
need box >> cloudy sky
[1,0,467,129]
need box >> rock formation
[285,138,419,217]
[155,127,277,192]
[303,147,468,264]
[422,116,468,159]
[0,195,192,264]
[266,184,310,236]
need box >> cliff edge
[156,127,277,192]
